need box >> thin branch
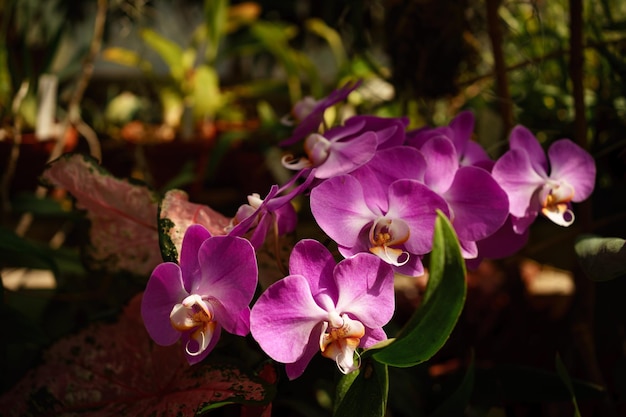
[486,0,514,134]
[458,37,626,89]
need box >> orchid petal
[310,175,378,248]
[509,125,548,175]
[288,239,338,306]
[284,322,325,380]
[420,136,458,193]
[194,236,257,332]
[492,149,546,219]
[179,224,211,292]
[141,263,188,346]
[250,275,328,363]
[443,166,509,242]
[313,131,378,179]
[386,179,449,255]
[333,253,395,329]
[547,139,596,202]
[476,215,530,260]
[448,110,475,154]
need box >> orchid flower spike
[141,225,258,365]
[250,239,395,379]
[492,125,596,234]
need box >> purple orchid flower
[348,141,509,260]
[310,172,449,276]
[141,224,258,365]
[227,170,315,249]
[250,239,395,379]
[281,115,409,180]
[280,80,362,147]
[491,125,596,234]
[417,136,509,258]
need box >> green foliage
[575,234,626,281]
[369,211,467,367]
[334,359,388,417]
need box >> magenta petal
[449,110,475,153]
[289,239,338,301]
[250,275,328,364]
[314,131,378,179]
[492,149,546,218]
[386,179,449,255]
[284,322,325,380]
[179,224,212,292]
[333,253,395,328]
[361,326,388,349]
[462,141,491,167]
[420,136,458,193]
[508,125,548,175]
[477,215,530,260]
[547,139,596,202]
[444,166,509,242]
[310,175,377,248]
[195,236,257,331]
[141,263,188,346]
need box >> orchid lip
[368,217,411,266]
[319,313,365,374]
[541,182,576,227]
[304,133,332,166]
[281,154,313,171]
[170,294,217,357]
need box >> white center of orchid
[541,180,576,227]
[170,294,217,357]
[368,217,411,266]
[319,313,365,374]
[247,193,264,209]
[304,133,332,166]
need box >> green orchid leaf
[140,28,185,83]
[428,353,475,417]
[575,234,626,281]
[555,353,582,417]
[370,211,467,367]
[204,0,229,63]
[192,65,223,119]
[334,359,388,417]
[0,226,58,275]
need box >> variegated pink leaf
[158,189,231,262]
[42,153,161,276]
[0,294,275,417]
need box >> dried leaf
[42,153,161,276]
[0,294,274,417]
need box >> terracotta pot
[0,130,77,196]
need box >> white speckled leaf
[0,294,275,417]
